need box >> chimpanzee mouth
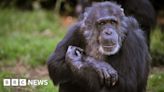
[102,45,116,51]
[99,43,120,55]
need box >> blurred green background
[0,5,164,92]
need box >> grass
[0,9,66,67]
[150,28,164,65]
[147,67,164,92]
[151,28,164,54]
[0,8,163,92]
[0,9,66,92]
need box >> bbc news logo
[3,79,48,86]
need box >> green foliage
[0,72,15,92]
[148,72,164,92]
[0,9,66,67]
[0,9,64,91]
[151,28,164,54]
[150,28,164,65]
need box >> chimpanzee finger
[104,69,111,87]
[110,71,118,86]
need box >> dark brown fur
[47,2,151,92]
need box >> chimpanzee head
[80,2,128,56]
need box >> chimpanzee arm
[65,46,118,88]
[47,23,103,90]
[47,23,118,90]
[47,23,83,85]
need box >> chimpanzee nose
[103,30,113,36]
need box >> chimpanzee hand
[96,62,118,87]
[65,46,118,87]
[86,57,118,87]
[65,46,84,71]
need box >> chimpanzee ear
[120,8,125,16]
[126,17,140,30]
[80,12,88,28]
[120,16,139,31]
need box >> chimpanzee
[76,0,156,47]
[47,2,151,92]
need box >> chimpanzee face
[96,16,121,55]
[81,2,127,56]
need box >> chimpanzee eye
[98,21,106,26]
[110,19,117,25]
[100,22,105,25]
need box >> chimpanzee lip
[102,45,116,51]
[103,45,116,48]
